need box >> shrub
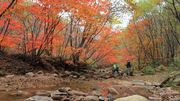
[142,66,155,75]
[155,64,167,72]
[168,63,176,72]
[174,57,180,70]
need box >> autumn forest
[0,0,180,101]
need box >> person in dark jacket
[126,60,132,76]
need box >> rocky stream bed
[0,70,179,101]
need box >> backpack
[113,64,119,69]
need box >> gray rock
[84,96,99,101]
[6,74,14,78]
[25,72,35,77]
[64,71,71,75]
[36,90,51,97]
[74,96,84,101]
[149,96,162,100]
[68,90,88,96]
[79,76,86,80]
[107,93,114,101]
[71,72,81,76]
[160,71,180,87]
[37,71,44,75]
[114,95,149,101]
[10,90,29,96]
[72,75,78,79]
[108,87,119,95]
[25,95,53,101]
[90,90,101,96]
[59,87,71,92]
[55,90,69,95]
[150,82,161,86]
[51,94,64,100]
[51,90,68,100]
[173,75,180,85]
[99,96,106,101]
[62,98,71,101]
[51,73,58,77]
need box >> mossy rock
[0,70,6,77]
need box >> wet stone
[58,87,71,92]
[25,72,35,77]
[25,95,53,101]
[36,90,51,97]
[68,90,88,96]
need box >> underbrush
[142,62,179,75]
[11,54,89,73]
[142,66,155,75]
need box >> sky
[113,12,132,30]
[110,0,133,30]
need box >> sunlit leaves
[126,0,162,19]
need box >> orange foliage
[0,0,130,66]
[0,34,19,48]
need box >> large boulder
[172,74,180,86]
[25,95,53,101]
[84,95,99,101]
[114,95,149,101]
[160,71,180,87]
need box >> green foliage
[168,63,176,72]
[22,0,34,6]
[155,64,166,72]
[142,66,155,75]
[125,0,161,19]
[174,57,180,69]
[151,61,160,68]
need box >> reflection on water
[0,80,93,101]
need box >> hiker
[107,92,114,101]
[112,63,120,75]
[126,60,132,76]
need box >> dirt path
[124,72,168,83]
